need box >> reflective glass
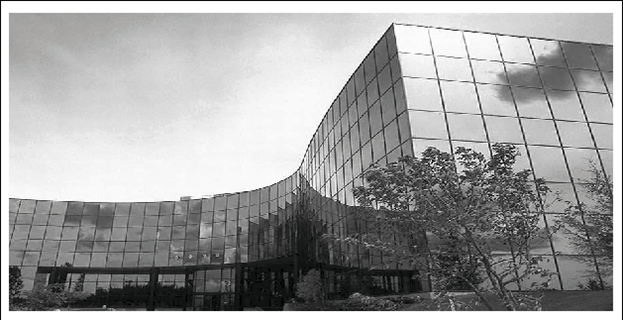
[556,255,598,290]
[521,119,560,146]
[602,72,612,93]
[404,78,442,111]
[573,69,607,93]
[471,60,507,84]
[160,202,174,215]
[35,201,51,214]
[366,78,380,105]
[447,113,487,141]
[413,139,451,157]
[114,203,130,216]
[429,28,466,57]
[564,148,600,183]
[547,90,586,121]
[377,65,392,95]
[9,199,19,213]
[436,57,473,81]
[589,123,612,149]
[498,36,534,63]
[380,89,397,127]
[18,200,36,213]
[592,45,613,71]
[539,66,574,90]
[484,116,524,144]
[374,36,390,70]
[513,87,551,118]
[506,63,542,87]
[477,84,517,116]
[371,132,386,162]
[528,146,571,182]
[531,39,565,67]
[399,53,436,78]
[394,25,431,54]
[464,32,501,60]
[67,202,83,215]
[369,101,383,137]
[51,201,68,215]
[562,42,597,70]
[389,56,402,84]
[598,150,613,178]
[580,92,612,123]
[556,121,594,148]
[441,81,480,114]
[408,111,448,139]
[364,53,376,84]
[384,120,401,154]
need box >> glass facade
[9,23,612,310]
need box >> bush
[295,269,324,304]
[339,293,399,311]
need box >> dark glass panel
[562,42,597,69]
[531,39,565,67]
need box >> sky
[5,7,618,202]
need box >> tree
[9,266,24,307]
[556,160,613,290]
[295,269,325,307]
[21,283,91,310]
[328,144,554,311]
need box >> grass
[397,290,613,311]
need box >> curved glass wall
[9,24,612,308]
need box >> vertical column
[147,267,159,311]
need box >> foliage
[9,266,24,305]
[555,161,613,290]
[340,293,399,310]
[327,143,555,311]
[73,274,85,292]
[295,269,325,305]
[18,283,91,310]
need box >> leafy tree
[295,269,325,307]
[556,160,613,290]
[21,283,91,310]
[73,274,85,292]
[9,266,24,306]
[328,144,554,311]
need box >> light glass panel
[562,42,598,70]
[556,121,594,148]
[521,118,560,146]
[464,32,501,60]
[598,149,613,178]
[477,84,517,116]
[412,139,451,156]
[498,36,534,63]
[556,256,598,290]
[572,69,607,94]
[528,146,571,182]
[531,39,565,67]
[429,28,466,57]
[447,113,486,141]
[484,116,524,144]
[408,111,448,139]
[435,57,473,81]
[403,78,442,111]
[394,25,431,54]
[589,123,612,149]
[602,72,612,93]
[547,90,586,121]
[564,148,600,183]
[400,53,436,78]
[471,60,507,84]
[440,81,480,114]
[513,87,551,119]
[580,92,612,123]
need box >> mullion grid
[555,39,609,289]
[492,34,564,289]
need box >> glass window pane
[51,201,68,215]
[380,88,397,126]
[564,148,600,183]
[394,25,431,54]
[539,66,574,90]
[506,63,542,87]
[375,35,390,70]
[573,69,607,93]
[366,78,380,105]
[477,84,516,116]
[441,81,480,114]
[562,42,597,70]
[371,132,386,162]
[368,102,383,137]
[602,72,612,93]
[404,78,442,111]
[447,113,486,141]
[377,65,392,95]
[485,116,524,144]
[399,53,436,78]
[547,90,586,121]
[521,118,560,146]
[528,146,571,182]
[408,111,448,139]
[531,39,565,67]
[436,57,472,81]
[471,60,507,84]
[464,32,500,60]
[592,45,613,71]
[513,87,551,118]
[557,121,594,148]
[598,149,612,179]
[498,36,534,63]
[412,139,451,156]
[589,123,612,149]
[452,141,490,173]
[580,92,612,123]
[429,28,466,57]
